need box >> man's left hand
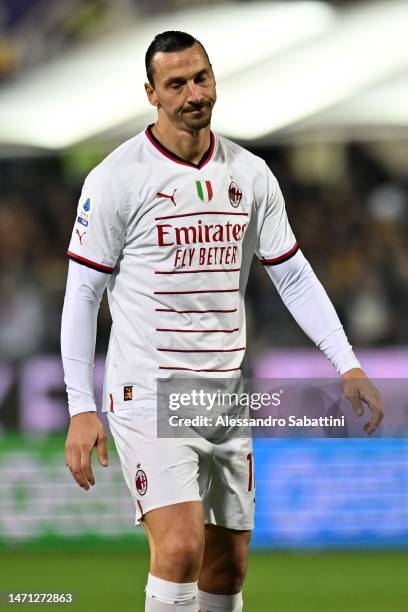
[342,368,384,435]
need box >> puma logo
[156,188,177,206]
[75,228,86,245]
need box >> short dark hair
[145,30,209,85]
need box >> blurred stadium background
[0,0,407,610]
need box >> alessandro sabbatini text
[168,413,346,429]
[156,378,402,439]
[156,380,354,439]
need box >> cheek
[203,84,216,102]
[160,94,183,112]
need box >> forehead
[152,43,210,82]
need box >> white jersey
[67,126,297,412]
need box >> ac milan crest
[135,468,148,496]
[228,181,242,207]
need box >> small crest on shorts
[124,385,133,401]
[135,468,148,496]
[228,181,242,208]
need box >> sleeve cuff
[69,405,98,418]
[339,354,361,376]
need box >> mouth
[183,105,211,114]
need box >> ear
[144,82,159,107]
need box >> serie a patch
[77,216,88,227]
[124,386,133,401]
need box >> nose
[186,80,202,102]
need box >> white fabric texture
[64,129,298,413]
[67,166,126,271]
[265,249,360,375]
[61,250,360,416]
[145,599,198,611]
[145,574,198,610]
[108,408,255,529]
[198,590,243,612]
[60,260,108,417]
[255,162,296,262]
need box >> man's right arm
[61,259,110,489]
[61,259,108,415]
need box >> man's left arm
[255,163,384,434]
[265,249,384,435]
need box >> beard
[179,100,214,131]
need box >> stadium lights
[213,0,408,139]
[0,2,334,149]
[272,71,408,143]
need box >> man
[61,31,384,612]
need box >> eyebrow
[164,68,208,87]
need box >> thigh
[108,409,204,524]
[143,501,206,582]
[143,500,205,544]
[143,501,205,564]
[204,436,255,531]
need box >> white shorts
[107,404,255,531]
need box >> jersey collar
[145,124,215,170]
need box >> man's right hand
[65,412,108,490]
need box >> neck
[152,116,211,165]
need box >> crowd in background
[247,143,408,352]
[0,141,406,363]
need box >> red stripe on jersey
[155,308,238,313]
[260,243,299,265]
[156,328,239,333]
[206,180,213,200]
[67,251,115,273]
[136,500,144,516]
[154,289,239,295]
[159,366,242,372]
[155,268,240,274]
[155,211,248,221]
[157,347,245,353]
[109,393,114,412]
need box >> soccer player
[61,31,384,612]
